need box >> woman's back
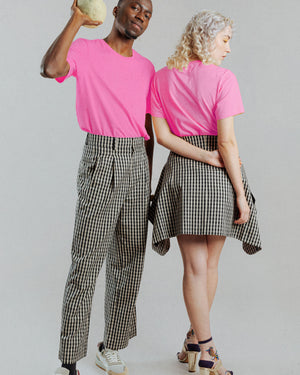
[151,61,244,136]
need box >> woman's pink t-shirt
[150,60,244,136]
[56,38,155,139]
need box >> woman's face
[210,26,232,65]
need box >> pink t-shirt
[56,38,155,139]
[151,60,244,136]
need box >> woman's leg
[177,234,212,341]
[177,234,230,375]
[206,235,226,308]
[180,234,225,342]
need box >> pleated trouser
[59,134,150,363]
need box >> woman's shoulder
[152,66,172,85]
[155,66,170,77]
[212,65,237,82]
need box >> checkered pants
[59,134,150,363]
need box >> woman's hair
[167,10,233,70]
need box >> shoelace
[104,349,123,365]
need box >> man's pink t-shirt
[151,60,244,136]
[56,38,155,139]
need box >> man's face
[114,0,153,40]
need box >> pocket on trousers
[77,156,99,195]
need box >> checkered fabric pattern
[59,134,150,363]
[149,135,262,255]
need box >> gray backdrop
[1,0,299,374]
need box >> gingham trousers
[59,134,150,363]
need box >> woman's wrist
[199,149,210,164]
[236,191,246,199]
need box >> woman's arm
[153,117,224,168]
[40,0,101,79]
[217,116,250,224]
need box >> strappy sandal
[199,360,233,375]
[177,329,200,372]
[198,337,233,375]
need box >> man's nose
[136,12,145,23]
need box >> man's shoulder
[72,38,102,50]
[133,50,155,70]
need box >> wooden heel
[177,344,188,363]
[187,351,198,372]
[199,367,213,375]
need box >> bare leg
[207,235,226,308]
[177,235,211,341]
[177,234,231,375]
[181,234,225,343]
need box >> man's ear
[113,6,118,17]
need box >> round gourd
[77,0,107,28]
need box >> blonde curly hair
[167,10,233,70]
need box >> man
[41,1,154,374]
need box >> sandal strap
[198,337,213,345]
[199,360,214,369]
[187,343,200,352]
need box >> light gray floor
[2,232,299,374]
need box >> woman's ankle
[186,327,198,344]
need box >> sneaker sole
[95,361,128,375]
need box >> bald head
[117,0,152,8]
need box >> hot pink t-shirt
[56,38,155,139]
[151,60,244,136]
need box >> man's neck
[104,31,135,57]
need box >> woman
[149,10,262,375]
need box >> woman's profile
[149,10,262,375]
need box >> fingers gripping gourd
[77,0,107,27]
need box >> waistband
[85,134,145,153]
[182,135,218,151]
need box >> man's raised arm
[40,0,101,79]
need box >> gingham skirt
[149,135,262,255]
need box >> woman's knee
[183,256,208,278]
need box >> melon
[77,0,107,28]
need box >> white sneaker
[96,343,128,375]
[54,368,80,375]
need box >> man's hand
[71,0,102,28]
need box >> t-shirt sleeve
[55,39,83,83]
[215,70,244,120]
[146,65,155,114]
[150,75,165,118]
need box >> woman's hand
[234,195,250,224]
[206,150,224,168]
[71,0,102,27]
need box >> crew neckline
[100,39,136,59]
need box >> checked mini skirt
[149,135,262,256]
